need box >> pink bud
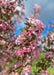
[8,43,12,47]
[25,26,29,29]
[52,46,54,50]
[12,72,15,75]
[50,38,52,41]
[7,24,9,26]
[41,70,44,73]
[46,38,48,41]
[28,33,31,37]
[43,43,46,46]
[47,31,50,35]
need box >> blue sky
[14,0,54,36]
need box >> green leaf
[16,66,23,72]
[8,45,13,50]
[39,53,45,60]
[0,45,4,49]
[24,61,27,65]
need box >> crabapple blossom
[47,31,50,35]
[41,70,50,75]
[22,65,30,75]
[51,59,54,67]
[0,0,25,74]
[0,2,46,75]
[52,46,54,50]
[51,23,54,27]
[45,52,52,59]
[33,4,40,12]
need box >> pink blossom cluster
[31,47,41,60]
[41,70,50,75]
[0,0,25,74]
[11,61,23,68]
[46,31,54,41]
[29,4,40,19]
[51,59,54,67]
[50,33,54,40]
[51,23,54,27]
[16,31,27,45]
[42,31,54,52]
[13,4,45,74]
[33,4,40,12]
[0,0,16,7]
[1,2,52,75]
[22,65,30,75]
[14,7,45,74]
[12,72,19,75]
[45,52,52,59]
[0,23,6,30]
[21,3,25,10]
[51,46,54,51]
[27,18,45,29]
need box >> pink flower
[12,72,15,75]
[18,42,21,45]
[23,47,27,52]
[51,59,54,67]
[15,72,19,75]
[45,52,52,58]
[42,24,45,29]
[47,31,50,35]
[45,71,49,75]
[2,70,6,75]
[35,13,39,19]
[50,33,54,39]
[14,48,23,56]
[41,70,49,75]
[41,70,44,73]
[17,36,24,45]
[51,23,54,27]
[50,38,52,41]
[24,31,27,35]
[14,61,23,68]
[7,24,9,26]
[8,43,12,47]
[12,72,19,75]
[0,23,6,30]
[43,43,46,46]
[52,46,54,50]
[52,59,54,63]
[21,3,25,10]
[33,4,40,12]
[27,48,31,52]
[46,38,48,41]
[28,33,31,37]
[30,14,34,18]
[22,65,30,75]
[25,25,29,29]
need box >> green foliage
[24,61,27,65]
[31,53,52,71]
[8,45,13,50]
[20,28,25,32]
[47,67,54,74]
[16,66,23,72]
[30,60,37,74]
[39,53,45,60]
[0,45,4,49]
